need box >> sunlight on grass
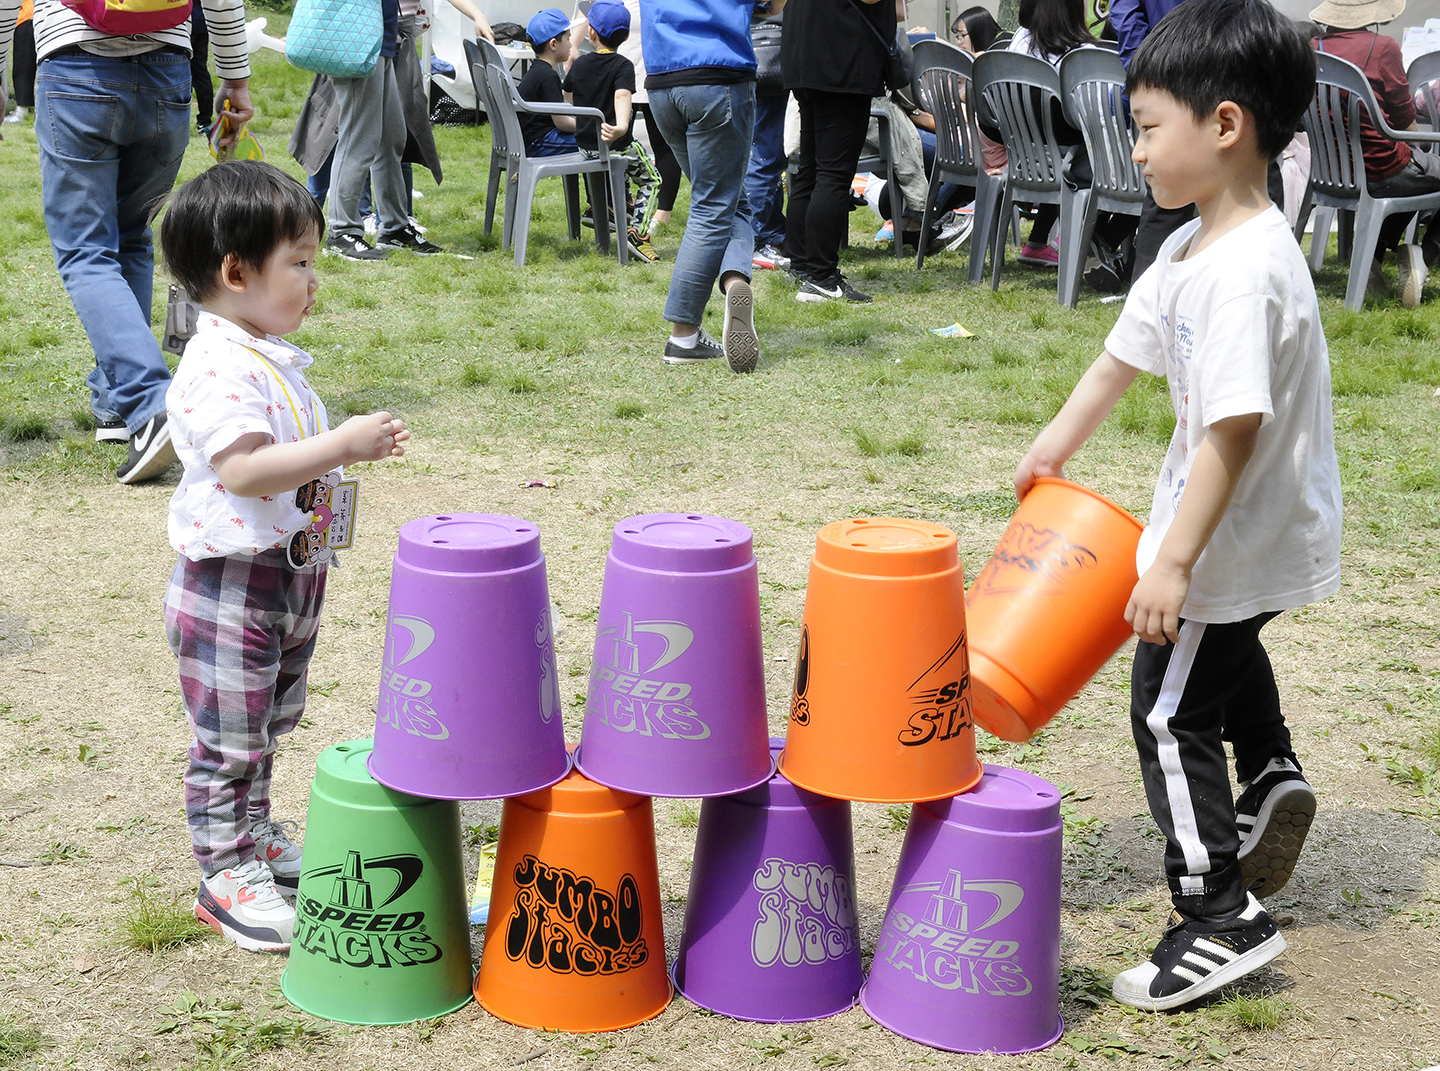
[0,1015,47,1065]
[117,883,213,953]
[1213,993,1292,1031]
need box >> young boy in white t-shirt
[158,161,411,953]
[1013,0,1340,1011]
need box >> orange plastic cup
[966,478,1143,742]
[474,765,671,1032]
[779,518,981,803]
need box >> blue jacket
[1108,0,1185,65]
[638,0,757,78]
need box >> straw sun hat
[1309,0,1405,29]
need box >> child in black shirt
[563,0,661,256]
[518,8,578,157]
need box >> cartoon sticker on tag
[288,471,357,567]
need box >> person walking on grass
[1013,0,1338,1011]
[639,0,784,374]
[159,162,411,951]
[0,0,252,484]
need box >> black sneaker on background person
[116,413,176,485]
[661,328,724,365]
[376,226,445,255]
[1235,757,1316,899]
[324,233,390,261]
[796,274,872,304]
[95,418,129,444]
[1084,238,1129,294]
[1112,893,1286,1011]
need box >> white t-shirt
[1104,207,1342,623]
[166,315,333,561]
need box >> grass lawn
[1,25,1439,1071]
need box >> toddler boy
[518,8,578,157]
[1013,0,1340,1010]
[563,0,661,259]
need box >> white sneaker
[194,858,294,952]
[252,816,302,899]
[362,212,379,237]
[1397,242,1427,308]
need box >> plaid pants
[164,551,328,876]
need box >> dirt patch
[1,446,1438,1070]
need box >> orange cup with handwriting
[966,478,1143,742]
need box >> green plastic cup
[281,738,473,1024]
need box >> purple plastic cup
[575,513,773,798]
[369,514,570,800]
[672,739,862,1022]
[860,766,1063,1054]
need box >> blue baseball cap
[527,8,571,46]
[587,0,630,38]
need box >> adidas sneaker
[194,858,294,952]
[1236,757,1316,899]
[252,816,302,899]
[1112,893,1285,1011]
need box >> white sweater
[0,0,251,87]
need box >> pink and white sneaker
[252,817,302,900]
[1017,241,1060,267]
[195,858,294,952]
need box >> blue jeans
[526,127,577,157]
[745,92,787,249]
[648,82,755,328]
[35,51,192,433]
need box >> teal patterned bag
[285,0,383,78]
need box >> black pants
[1131,612,1298,919]
[12,19,36,108]
[635,103,682,213]
[189,1,214,128]
[1134,161,1285,277]
[787,88,871,285]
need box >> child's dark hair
[160,160,325,301]
[596,26,628,49]
[1127,0,1316,161]
[528,31,562,50]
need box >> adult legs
[12,19,36,110]
[35,52,191,434]
[329,59,406,239]
[786,89,871,286]
[636,102,682,221]
[189,1,214,131]
[746,91,789,250]
[648,82,756,331]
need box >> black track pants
[1130,611,1299,918]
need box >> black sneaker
[324,233,390,261]
[722,279,759,374]
[1112,893,1286,1011]
[95,419,128,444]
[116,414,176,485]
[626,228,658,263]
[661,328,724,365]
[1235,757,1315,899]
[376,226,444,255]
[1083,239,1128,294]
[796,275,873,304]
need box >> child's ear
[1214,100,1246,151]
[219,253,248,294]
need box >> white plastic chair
[1297,52,1440,310]
[1058,48,1144,306]
[468,47,629,266]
